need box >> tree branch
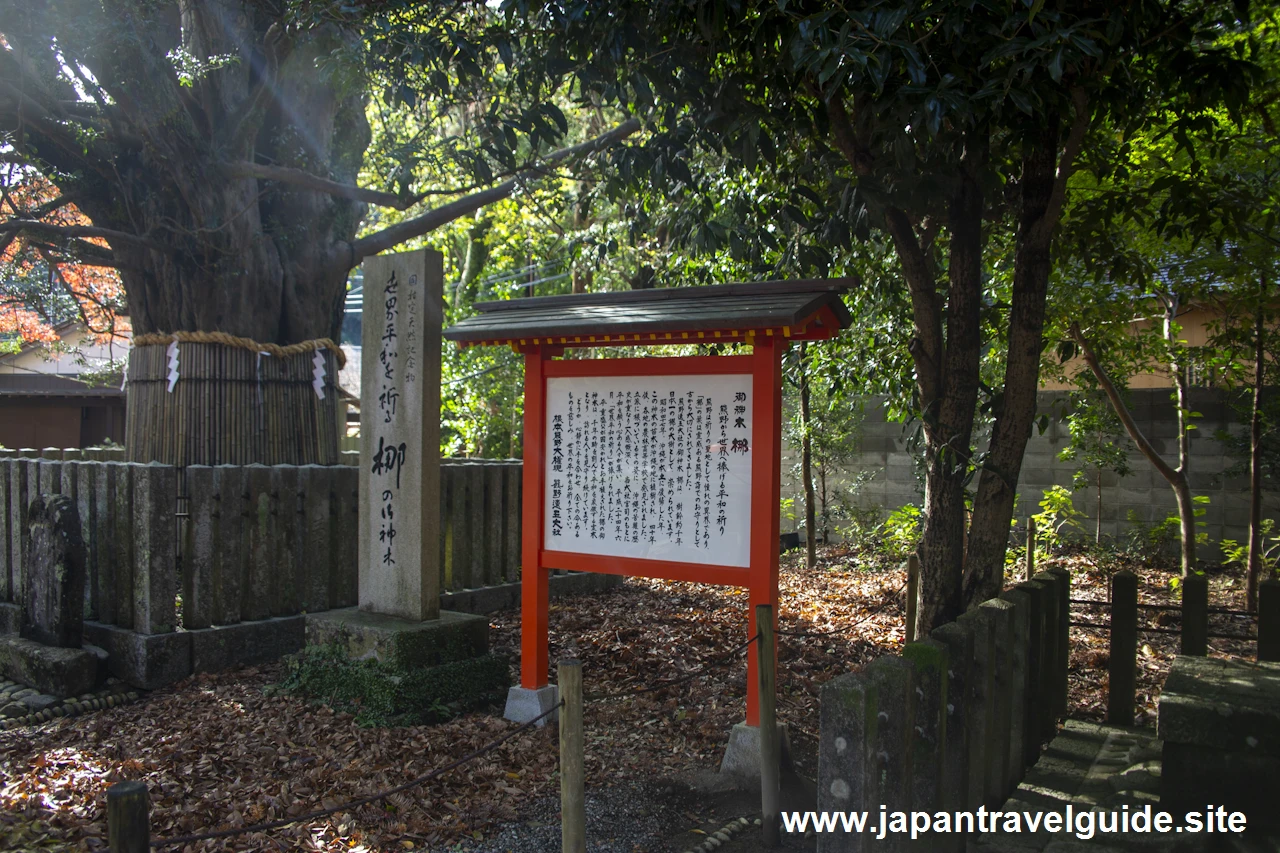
[823,92,873,177]
[27,237,121,267]
[1068,322,1182,486]
[884,207,943,406]
[1031,87,1090,246]
[348,118,642,265]
[0,219,162,252]
[221,161,422,209]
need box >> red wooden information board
[444,281,852,726]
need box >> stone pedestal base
[718,722,794,780]
[304,608,488,669]
[504,685,559,726]
[0,636,103,698]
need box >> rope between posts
[101,699,562,852]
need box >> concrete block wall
[782,389,1278,561]
[816,568,1071,851]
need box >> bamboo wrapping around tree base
[124,340,342,466]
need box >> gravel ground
[456,779,687,853]
[455,774,819,853]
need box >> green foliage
[779,496,797,527]
[1059,392,1132,492]
[274,643,510,728]
[1123,512,1183,568]
[881,504,922,558]
[76,358,127,389]
[1032,486,1087,550]
[1221,519,1280,577]
[835,501,889,550]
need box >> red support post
[747,335,784,726]
[520,346,550,689]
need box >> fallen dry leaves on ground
[0,550,908,852]
[1053,549,1256,725]
[1,545,1258,852]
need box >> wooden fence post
[107,780,150,853]
[1259,578,1280,663]
[1180,573,1208,657]
[559,659,585,853]
[1026,518,1037,582]
[906,555,920,644]
[1108,570,1138,726]
[756,603,780,847]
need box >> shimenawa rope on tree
[132,330,347,369]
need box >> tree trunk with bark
[1247,280,1268,611]
[800,342,817,570]
[963,121,1059,605]
[1168,294,1198,578]
[0,1,638,465]
[1070,321,1197,577]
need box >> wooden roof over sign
[443,279,855,349]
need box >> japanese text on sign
[544,374,753,568]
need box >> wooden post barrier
[1108,570,1138,726]
[905,554,920,644]
[1259,578,1280,663]
[559,659,585,853]
[756,603,780,847]
[107,780,150,853]
[1026,517,1036,582]
[1180,573,1208,656]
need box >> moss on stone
[275,642,510,727]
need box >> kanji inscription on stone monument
[359,249,443,621]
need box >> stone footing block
[304,608,489,670]
[718,722,794,780]
[190,616,305,674]
[1162,741,1280,828]
[82,622,191,690]
[0,636,101,697]
[0,602,20,636]
[504,684,559,726]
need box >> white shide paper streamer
[165,340,180,393]
[312,350,326,399]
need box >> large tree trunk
[2,3,369,465]
[2,1,640,466]
[100,11,368,346]
[963,122,1058,605]
[900,136,987,635]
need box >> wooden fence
[1073,570,1280,726]
[817,568,1071,852]
[0,453,524,632]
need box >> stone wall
[816,568,1070,851]
[782,388,1278,561]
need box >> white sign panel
[544,374,753,568]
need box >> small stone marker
[817,671,878,853]
[23,494,86,649]
[359,249,443,622]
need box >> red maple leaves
[1,168,128,345]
